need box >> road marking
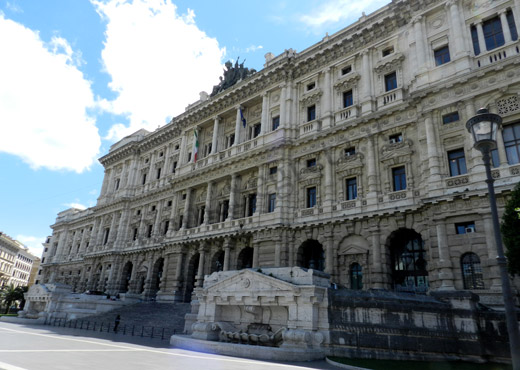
[0,360,28,370]
[0,326,311,369]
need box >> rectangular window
[471,25,481,55]
[142,173,147,185]
[248,194,257,216]
[172,161,177,173]
[187,152,192,162]
[343,90,353,108]
[504,123,520,164]
[392,166,407,191]
[205,143,212,156]
[156,167,161,180]
[382,46,394,57]
[268,193,276,213]
[307,158,317,167]
[507,10,518,41]
[483,16,505,51]
[253,123,261,138]
[133,228,138,241]
[442,111,460,124]
[229,134,235,147]
[222,200,229,221]
[178,215,183,229]
[115,178,120,190]
[269,166,278,175]
[147,225,153,238]
[167,200,172,207]
[448,149,467,176]
[307,187,317,208]
[385,72,397,92]
[199,206,205,225]
[346,177,357,200]
[341,65,352,75]
[163,220,169,235]
[272,116,280,130]
[455,221,476,234]
[307,105,316,122]
[344,147,356,156]
[434,46,451,66]
[103,228,110,245]
[307,82,315,91]
[389,133,403,144]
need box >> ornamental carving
[446,176,469,187]
[300,89,323,106]
[337,153,364,167]
[380,139,413,160]
[374,52,405,74]
[300,164,323,177]
[333,72,361,90]
[497,95,520,116]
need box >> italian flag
[193,129,199,163]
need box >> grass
[0,313,18,317]
[328,357,513,370]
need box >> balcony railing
[377,88,403,108]
[300,120,321,138]
[475,41,520,68]
[334,106,358,125]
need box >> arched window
[350,263,363,290]
[389,229,428,292]
[461,253,484,289]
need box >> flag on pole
[240,107,246,127]
[193,129,199,163]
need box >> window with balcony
[434,46,451,66]
[455,221,475,234]
[345,177,357,200]
[392,166,406,191]
[221,200,229,221]
[343,90,353,108]
[268,193,276,213]
[307,105,316,122]
[272,116,280,130]
[483,16,505,50]
[504,122,520,164]
[226,134,235,148]
[448,149,467,176]
[442,111,460,124]
[471,25,481,55]
[307,187,317,208]
[385,72,397,92]
[253,123,261,138]
[247,194,257,216]
[198,206,205,225]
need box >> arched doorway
[237,247,253,269]
[297,240,325,271]
[185,253,199,302]
[120,261,133,293]
[150,258,164,297]
[388,229,428,292]
[210,250,225,273]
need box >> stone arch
[237,247,253,269]
[210,250,225,273]
[135,262,148,295]
[184,252,199,302]
[337,234,369,287]
[296,239,324,271]
[119,261,133,293]
[386,228,428,292]
[460,252,484,290]
[149,257,164,297]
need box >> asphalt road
[0,322,338,370]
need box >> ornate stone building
[40,0,520,308]
[0,232,38,288]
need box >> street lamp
[466,108,520,370]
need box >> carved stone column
[324,150,334,209]
[234,106,242,146]
[252,241,260,268]
[321,68,332,129]
[370,226,384,289]
[360,49,373,113]
[279,84,287,129]
[196,243,207,287]
[475,21,486,54]
[260,93,269,134]
[366,135,378,195]
[435,221,455,290]
[204,181,213,224]
[223,238,232,271]
[413,16,427,72]
[446,0,467,57]
[255,166,265,215]
[499,9,513,43]
[227,174,238,221]
[324,235,334,276]
[424,112,442,184]
[211,116,220,154]
[182,188,192,229]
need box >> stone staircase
[78,301,191,334]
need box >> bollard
[161,328,165,340]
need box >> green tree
[0,284,25,314]
[501,182,520,275]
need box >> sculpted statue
[210,57,257,97]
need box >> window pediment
[380,139,414,162]
[300,89,323,106]
[334,72,361,90]
[374,52,404,74]
[300,164,323,177]
[337,152,364,169]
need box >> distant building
[40,0,520,309]
[0,232,37,288]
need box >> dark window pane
[507,10,518,40]
[392,166,406,191]
[307,187,317,208]
[385,72,397,91]
[346,178,357,200]
[272,116,280,130]
[471,26,480,55]
[343,90,353,108]
[491,148,500,168]
[307,105,316,121]
[434,46,451,66]
[448,149,467,176]
[483,16,505,50]
[442,111,460,124]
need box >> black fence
[43,317,177,341]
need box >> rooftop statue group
[211,57,257,97]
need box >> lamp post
[466,108,520,369]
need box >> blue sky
[0,0,390,257]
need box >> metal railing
[43,317,178,340]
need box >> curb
[325,357,372,370]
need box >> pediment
[205,269,296,295]
[339,245,367,255]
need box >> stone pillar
[196,244,206,287]
[465,101,485,175]
[146,152,155,183]
[204,181,213,224]
[95,217,105,246]
[115,209,130,245]
[424,112,442,183]
[324,150,334,209]
[227,174,238,221]
[107,213,118,244]
[279,84,287,129]
[446,0,467,57]
[361,49,373,113]
[234,106,242,146]
[260,93,268,134]
[100,170,110,197]
[244,196,250,218]
[475,21,486,54]
[252,241,260,268]
[152,201,163,236]
[126,157,138,188]
[182,188,192,229]
[275,239,282,267]
[321,68,332,129]
[223,238,232,271]
[366,135,378,194]
[324,235,334,276]
[515,0,520,31]
[179,133,188,164]
[211,116,219,154]
[413,16,427,72]
[482,214,502,290]
[370,228,384,289]
[499,9,513,43]
[255,166,265,215]
[435,221,455,290]
[489,104,508,166]
[168,193,179,235]
[157,254,169,293]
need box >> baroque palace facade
[40,0,520,306]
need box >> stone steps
[77,302,191,333]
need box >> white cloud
[299,0,391,30]
[16,234,46,258]
[0,15,101,173]
[92,0,225,141]
[5,2,23,13]
[63,202,87,210]
[245,45,263,53]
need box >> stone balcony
[377,88,403,109]
[474,40,520,69]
